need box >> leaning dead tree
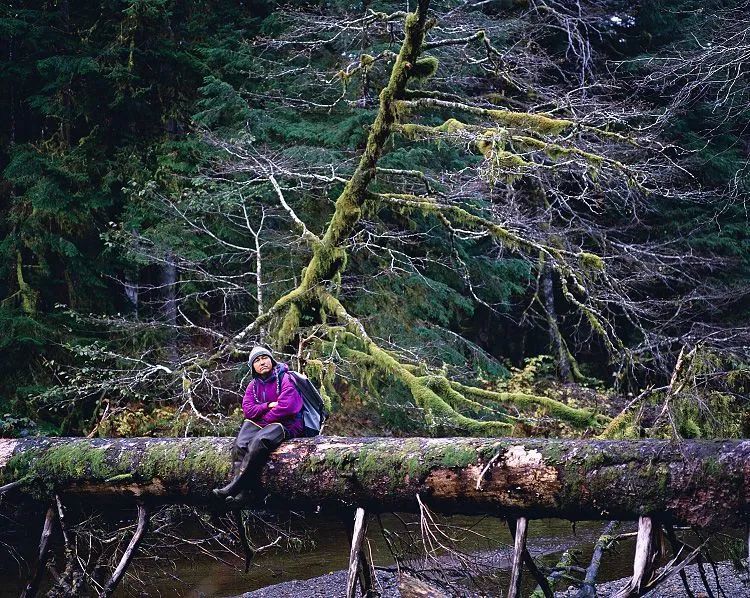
[3,436,749,597]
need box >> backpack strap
[250,378,258,403]
[278,370,305,421]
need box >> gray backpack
[281,370,328,437]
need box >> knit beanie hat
[248,346,276,369]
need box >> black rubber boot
[225,489,249,506]
[212,460,245,498]
[213,423,285,499]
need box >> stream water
[2,507,650,597]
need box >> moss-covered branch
[397,97,634,143]
[319,291,513,435]
[232,285,313,345]
[371,191,575,260]
[449,381,600,428]
[397,98,574,135]
[372,191,536,250]
[318,292,599,434]
[376,167,435,193]
[230,2,434,351]
[328,338,598,430]
[370,191,622,362]
[393,120,627,179]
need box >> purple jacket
[242,363,303,438]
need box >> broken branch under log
[21,505,56,598]
[576,520,619,598]
[1,437,749,528]
[101,501,149,598]
[507,517,528,598]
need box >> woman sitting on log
[213,346,304,504]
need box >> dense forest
[1,0,748,440]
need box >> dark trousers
[233,420,286,477]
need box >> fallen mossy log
[1,436,748,528]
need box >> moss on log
[1,437,748,528]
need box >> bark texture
[1,437,748,528]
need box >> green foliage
[1,0,747,441]
[245,107,377,150]
[193,76,253,130]
[669,350,750,439]
[95,404,243,438]
[0,413,37,438]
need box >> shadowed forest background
[1,0,749,442]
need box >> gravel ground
[557,561,750,597]
[241,561,750,597]
[240,569,401,597]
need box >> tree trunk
[161,252,179,363]
[542,266,573,381]
[1,437,748,528]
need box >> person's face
[253,354,273,376]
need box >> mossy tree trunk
[2,437,748,528]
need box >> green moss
[141,439,231,482]
[5,441,132,497]
[311,438,483,492]
[36,443,117,480]
[105,473,134,483]
[404,11,419,30]
[397,119,468,140]
[3,450,38,486]
[141,443,183,480]
[423,376,511,419]
[429,444,478,468]
[277,302,301,346]
[356,447,385,481]
[599,410,630,439]
[487,110,572,135]
[410,56,439,80]
[702,456,721,477]
[402,454,424,479]
[538,441,566,466]
[359,336,512,435]
[453,382,597,429]
[580,252,604,271]
[512,134,613,170]
[679,418,701,439]
[16,251,39,315]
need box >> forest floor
[241,560,750,597]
